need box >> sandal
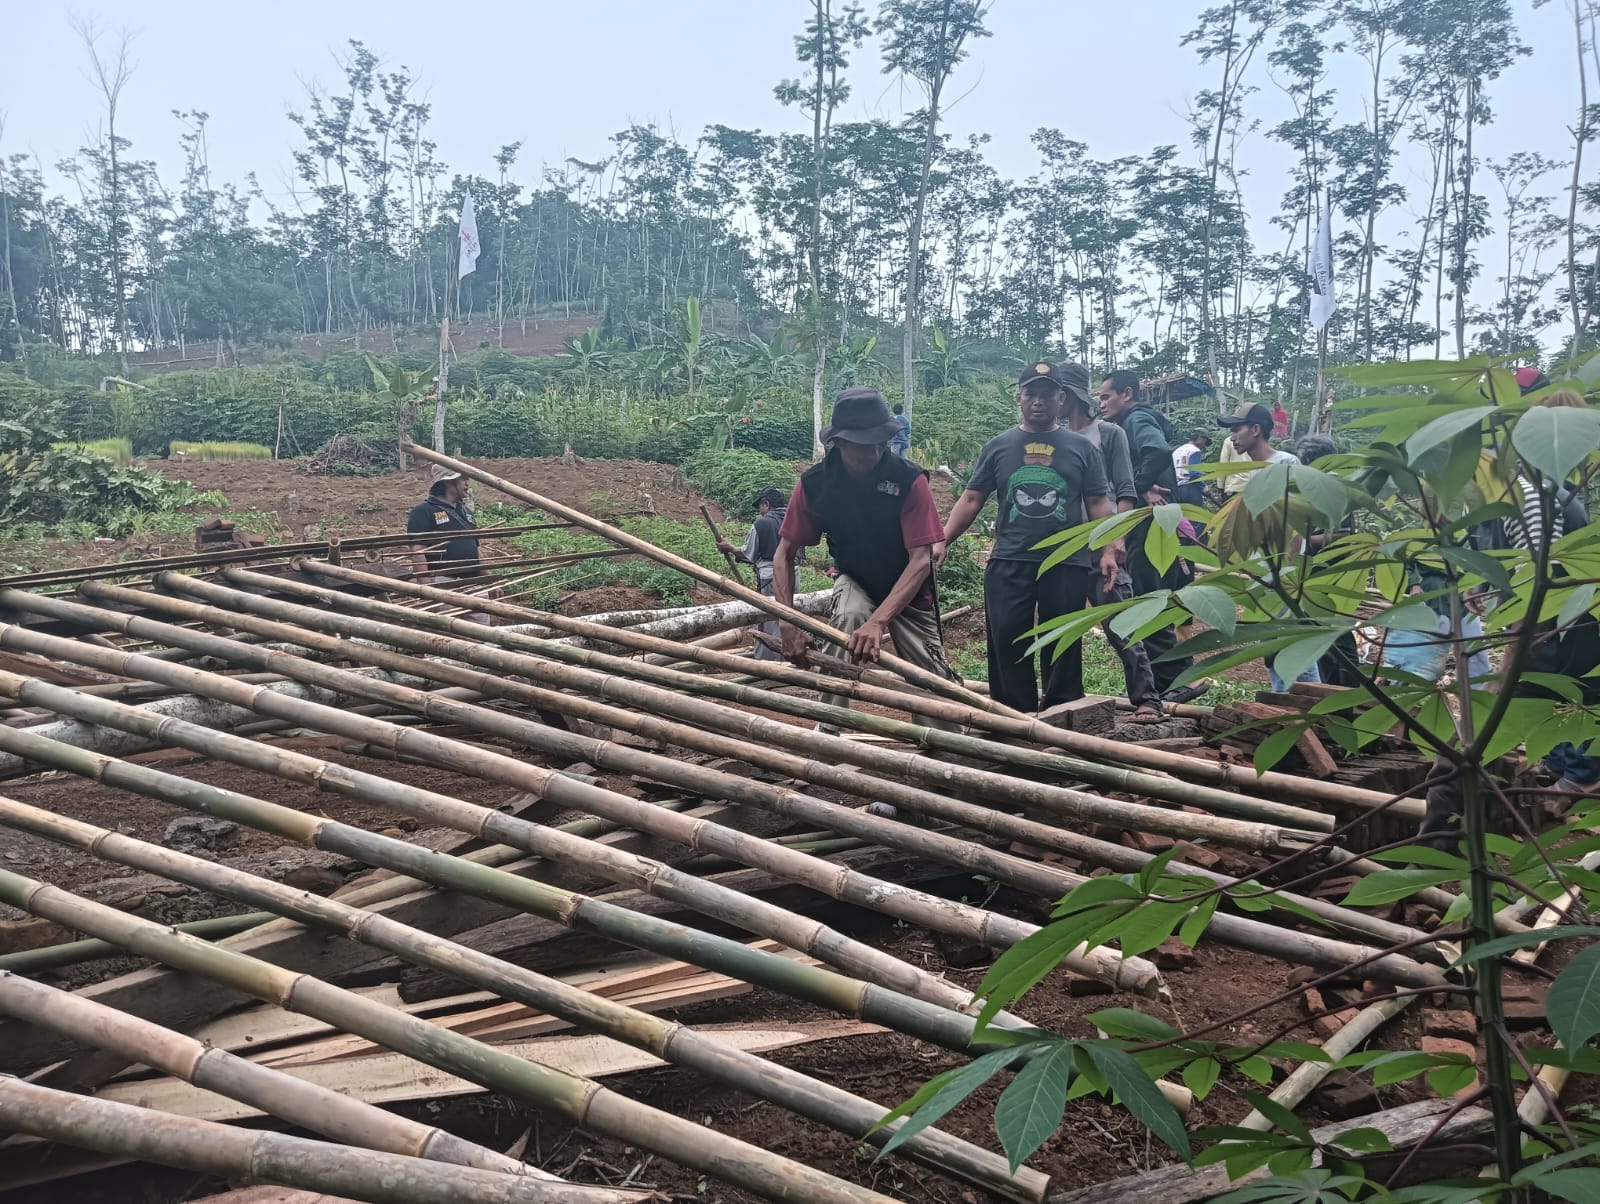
[1162,680,1212,705]
[1128,704,1165,724]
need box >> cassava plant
[875,352,1600,1203]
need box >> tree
[875,0,989,421]
[777,0,869,452]
[74,20,137,367]
[874,354,1600,1197]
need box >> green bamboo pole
[209,567,1349,831]
[0,794,1046,1204]
[0,1077,625,1204]
[0,610,1155,1000]
[0,911,271,974]
[128,574,1443,963]
[292,555,1402,819]
[399,441,1006,715]
[0,968,552,1180]
[0,865,897,1204]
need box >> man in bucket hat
[941,362,1118,712]
[407,462,490,624]
[772,387,959,723]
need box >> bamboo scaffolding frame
[134,574,1450,965]
[0,865,899,1204]
[400,442,1004,713]
[287,553,1411,820]
[0,610,1156,999]
[0,968,549,1179]
[0,1077,633,1204]
[0,795,1045,1203]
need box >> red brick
[1423,1009,1477,1043]
[1313,1008,1358,1039]
[1420,1036,1480,1100]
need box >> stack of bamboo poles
[0,448,1476,1202]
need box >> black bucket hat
[820,387,901,445]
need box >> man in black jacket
[1098,370,1208,703]
[773,389,957,719]
[717,486,789,661]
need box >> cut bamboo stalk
[0,613,1158,1000]
[224,569,1344,832]
[0,969,547,1179]
[0,1076,638,1204]
[1235,994,1416,1131]
[0,865,899,1204]
[0,911,271,974]
[0,794,1045,1204]
[400,441,1004,713]
[290,555,1403,819]
[131,574,1445,964]
[192,569,1334,836]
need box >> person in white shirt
[1170,432,1211,507]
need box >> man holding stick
[716,487,790,662]
[772,388,958,723]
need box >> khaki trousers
[822,573,959,731]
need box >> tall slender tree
[875,0,989,420]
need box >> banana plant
[557,327,613,390]
[363,355,432,467]
[917,325,974,392]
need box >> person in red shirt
[1271,400,1290,439]
[773,388,958,709]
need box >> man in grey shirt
[943,361,1117,712]
[1061,366,1164,721]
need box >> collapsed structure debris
[0,446,1567,1202]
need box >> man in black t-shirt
[407,464,489,624]
[943,362,1117,712]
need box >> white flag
[458,194,481,280]
[1309,193,1335,332]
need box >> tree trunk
[1455,76,1476,360]
[904,88,943,422]
[1569,0,1592,351]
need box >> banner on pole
[458,194,480,280]
[1309,194,1335,332]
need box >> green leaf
[1369,601,1442,632]
[1144,518,1180,573]
[1114,900,1194,957]
[1054,875,1142,915]
[972,916,1108,1029]
[1512,405,1600,483]
[1254,723,1307,774]
[1404,405,1496,464]
[1082,1043,1192,1158]
[1326,1126,1393,1154]
[1087,1008,1182,1041]
[1242,459,1296,517]
[1183,1056,1222,1100]
[1530,1169,1600,1204]
[1368,845,1468,871]
[1241,1092,1313,1144]
[1177,583,1239,637]
[1179,893,1221,947]
[1559,584,1598,631]
[1270,633,1341,689]
[1453,926,1600,967]
[1291,465,1349,526]
[994,1042,1075,1172]
[1237,1055,1275,1085]
[1342,868,1459,907]
[868,1046,1017,1156]
[1548,941,1600,1051]
[1111,595,1173,641]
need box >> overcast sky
[3,0,1589,309]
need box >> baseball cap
[1218,401,1276,431]
[1019,361,1066,388]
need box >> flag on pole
[458,194,481,280]
[1309,193,1335,332]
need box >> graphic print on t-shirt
[1005,441,1070,524]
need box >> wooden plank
[97,1021,886,1123]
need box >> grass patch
[53,437,133,464]
[170,440,274,461]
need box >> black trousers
[985,558,1092,713]
[1125,517,1192,694]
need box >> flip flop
[1127,705,1165,724]
[1162,680,1212,705]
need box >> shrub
[682,448,796,519]
[737,410,814,458]
[54,437,132,464]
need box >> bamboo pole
[0,719,1112,1116]
[0,794,1047,1204]
[0,611,1158,1000]
[700,504,748,586]
[289,555,1406,819]
[1235,994,1416,1132]
[212,567,1338,833]
[0,1077,628,1204]
[0,911,270,974]
[0,968,549,1180]
[399,441,1004,713]
[135,574,1445,962]
[0,866,899,1204]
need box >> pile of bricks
[194,518,265,554]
